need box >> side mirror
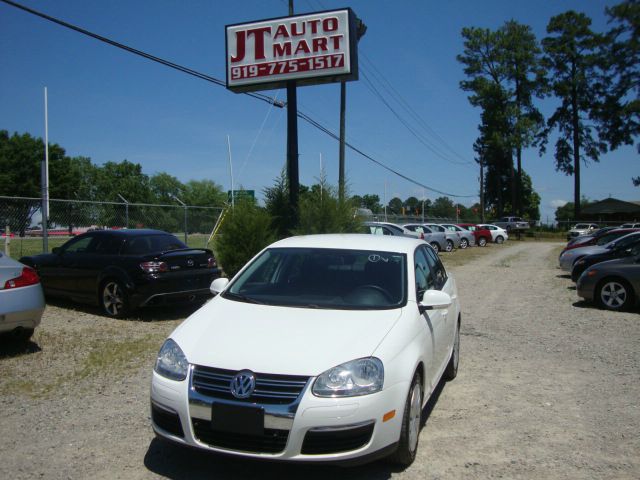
[419,290,452,313]
[52,247,61,254]
[210,277,229,295]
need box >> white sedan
[150,234,461,466]
[477,224,509,244]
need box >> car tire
[389,372,422,467]
[596,277,634,311]
[445,240,454,252]
[10,327,34,344]
[444,320,460,381]
[495,235,504,244]
[100,279,130,318]
[430,242,440,253]
[478,237,487,247]
[459,238,469,249]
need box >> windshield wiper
[223,292,264,304]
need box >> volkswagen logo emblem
[187,259,194,267]
[230,371,256,399]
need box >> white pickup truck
[492,216,530,232]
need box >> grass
[440,244,495,267]
[0,328,166,398]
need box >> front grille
[301,422,375,454]
[192,418,289,453]
[151,403,184,438]
[192,365,309,405]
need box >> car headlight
[154,339,189,381]
[312,357,384,397]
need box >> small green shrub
[214,199,276,278]
[294,176,360,235]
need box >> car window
[124,234,185,254]
[225,247,407,309]
[92,236,123,255]
[414,247,434,297]
[424,246,447,289]
[62,235,95,253]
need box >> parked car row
[558,227,640,311]
[362,221,510,252]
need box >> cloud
[549,199,568,209]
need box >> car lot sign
[226,9,358,92]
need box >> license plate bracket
[211,403,264,436]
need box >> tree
[387,197,403,214]
[594,1,640,183]
[263,170,295,238]
[352,193,382,213]
[294,175,360,235]
[431,196,456,218]
[404,196,420,216]
[459,22,545,217]
[555,197,592,222]
[541,11,607,218]
[500,21,546,215]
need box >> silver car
[362,221,415,237]
[440,224,475,248]
[403,224,448,253]
[0,252,45,342]
[424,223,460,252]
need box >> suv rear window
[123,234,186,254]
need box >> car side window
[414,248,434,298]
[424,246,447,289]
[381,227,394,236]
[93,236,123,255]
[62,235,94,253]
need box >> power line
[360,52,472,165]
[360,69,472,168]
[0,0,284,108]
[2,0,476,199]
[297,109,476,198]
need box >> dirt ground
[0,241,638,479]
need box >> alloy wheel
[103,281,125,316]
[600,281,628,309]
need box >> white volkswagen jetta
[150,234,461,466]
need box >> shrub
[214,199,275,278]
[294,175,360,235]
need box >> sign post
[226,7,360,216]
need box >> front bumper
[150,366,407,462]
[576,274,596,302]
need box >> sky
[0,0,636,224]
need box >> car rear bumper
[130,269,220,308]
[0,284,45,333]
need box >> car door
[74,234,124,300]
[414,246,444,389]
[422,245,454,375]
[42,235,95,294]
[58,234,100,298]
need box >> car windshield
[598,231,632,246]
[609,233,640,250]
[224,247,407,310]
[123,234,186,254]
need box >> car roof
[82,228,172,237]
[268,234,424,254]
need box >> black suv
[20,229,221,317]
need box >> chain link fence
[0,196,224,257]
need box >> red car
[457,223,492,247]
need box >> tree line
[459,1,638,220]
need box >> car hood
[171,296,404,376]
[562,245,607,258]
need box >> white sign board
[226,9,358,92]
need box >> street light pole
[117,194,129,229]
[170,194,188,245]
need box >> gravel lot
[1,241,638,479]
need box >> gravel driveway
[1,241,638,479]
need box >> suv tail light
[140,261,169,273]
[4,266,40,289]
[207,257,217,268]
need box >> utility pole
[227,135,235,209]
[286,0,299,221]
[42,87,50,253]
[338,18,367,203]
